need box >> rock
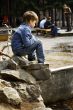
[38,65,73,104]
[12,82,43,103]
[0,103,20,110]
[32,107,52,110]
[0,69,36,84]
[0,61,9,70]
[12,56,29,66]
[21,101,46,110]
[26,85,41,101]
[0,59,19,70]
[30,68,51,80]
[7,59,19,70]
[14,83,32,101]
[3,87,22,106]
[18,69,36,84]
[0,79,11,88]
[24,63,49,70]
[0,86,21,107]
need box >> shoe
[38,61,44,64]
[28,57,36,61]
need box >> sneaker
[28,56,36,61]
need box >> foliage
[0,0,73,16]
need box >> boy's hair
[23,11,38,23]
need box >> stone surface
[0,86,21,106]
[24,63,49,70]
[0,79,11,88]
[0,61,9,70]
[3,87,22,106]
[32,107,52,110]
[0,69,36,84]
[21,101,46,110]
[0,103,20,110]
[12,56,29,67]
[7,59,19,70]
[12,82,43,103]
[30,68,51,80]
[39,65,73,103]
[26,85,41,101]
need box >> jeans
[15,40,45,63]
[51,26,58,36]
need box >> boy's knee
[37,40,42,45]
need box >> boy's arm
[20,29,36,47]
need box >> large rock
[13,82,43,102]
[24,63,49,70]
[0,61,9,70]
[7,59,19,70]
[0,103,20,110]
[21,100,46,110]
[3,87,22,106]
[0,59,18,70]
[0,79,11,88]
[12,56,29,67]
[26,85,41,101]
[38,65,73,104]
[0,75,45,110]
[0,86,21,106]
[25,63,50,81]
[30,68,51,80]
[0,69,36,84]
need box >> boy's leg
[35,41,45,63]
[28,52,36,61]
[51,26,58,36]
[25,40,45,63]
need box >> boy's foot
[28,56,36,61]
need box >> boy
[11,11,45,63]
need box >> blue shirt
[39,18,46,28]
[11,23,36,53]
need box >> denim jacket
[11,23,36,53]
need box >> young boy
[11,11,45,63]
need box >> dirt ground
[39,35,73,69]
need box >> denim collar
[21,22,31,29]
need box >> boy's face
[29,20,37,28]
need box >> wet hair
[23,11,38,23]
